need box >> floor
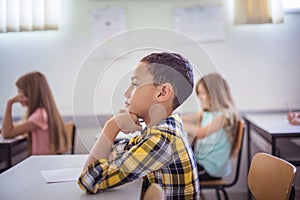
[200,190,300,200]
[200,190,248,200]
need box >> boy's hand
[114,110,142,133]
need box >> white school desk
[0,154,142,200]
[244,113,300,167]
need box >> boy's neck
[145,104,173,127]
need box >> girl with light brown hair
[182,73,239,181]
[2,71,67,155]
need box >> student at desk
[287,112,300,125]
[2,71,68,155]
[182,73,239,181]
[78,52,200,199]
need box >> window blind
[0,0,59,33]
[234,0,284,24]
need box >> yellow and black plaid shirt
[78,114,200,199]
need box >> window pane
[33,0,45,30]
[0,0,6,32]
[6,0,20,32]
[20,0,33,31]
[45,0,59,30]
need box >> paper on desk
[41,168,83,183]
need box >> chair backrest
[234,120,244,154]
[143,183,164,200]
[248,152,297,200]
[64,121,76,154]
[225,119,245,186]
[199,120,245,200]
[200,120,245,187]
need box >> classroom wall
[0,0,299,116]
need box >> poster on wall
[173,5,226,42]
[90,7,127,59]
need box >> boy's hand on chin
[114,110,142,133]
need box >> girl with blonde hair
[182,73,239,180]
[2,71,67,155]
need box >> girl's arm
[2,96,38,139]
[183,115,229,139]
[181,112,202,125]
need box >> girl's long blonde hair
[196,73,239,157]
[16,71,67,154]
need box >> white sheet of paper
[41,168,83,183]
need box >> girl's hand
[9,95,21,103]
[8,95,28,106]
[290,118,300,125]
[289,113,300,125]
[287,112,294,121]
[114,110,142,133]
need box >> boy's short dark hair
[140,52,194,109]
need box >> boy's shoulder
[150,113,181,127]
[142,113,184,137]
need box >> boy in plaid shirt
[78,52,200,199]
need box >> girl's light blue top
[194,111,233,177]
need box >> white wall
[0,0,299,117]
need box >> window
[0,0,60,33]
[234,0,284,24]
[282,0,300,12]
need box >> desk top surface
[244,113,300,134]
[0,154,142,200]
[0,134,26,144]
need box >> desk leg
[8,146,12,168]
[247,122,251,171]
[271,137,276,156]
[246,121,252,200]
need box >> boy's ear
[156,83,173,102]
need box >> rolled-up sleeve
[78,158,110,193]
[77,132,173,193]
